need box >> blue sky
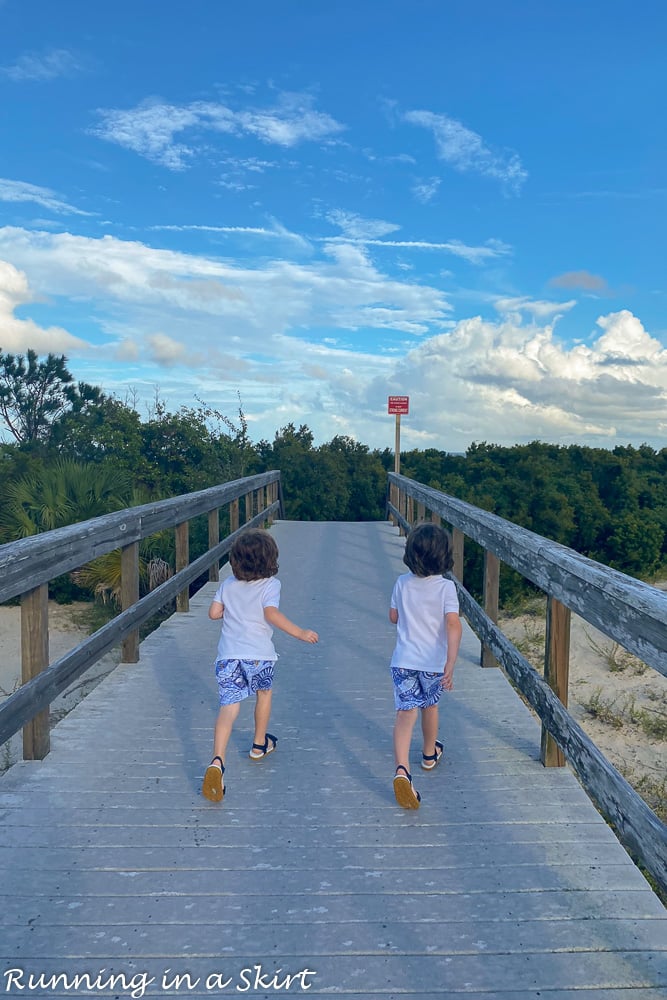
[1,0,665,452]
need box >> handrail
[0,472,280,603]
[388,472,667,677]
[387,472,667,897]
[0,471,282,758]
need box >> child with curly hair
[389,522,462,809]
[202,528,318,803]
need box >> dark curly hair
[230,529,279,581]
[403,522,453,577]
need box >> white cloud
[0,178,91,216]
[495,296,577,319]
[412,177,441,204]
[91,92,345,169]
[1,48,81,82]
[2,225,664,451]
[326,210,401,240]
[357,311,667,449]
[404,110,527,194]
[0,260,88,354]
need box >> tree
[0,349,101,445]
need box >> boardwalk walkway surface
[0,521,665,999]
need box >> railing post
[175,521,189,612]
[452,528,464,582]
[417,502,425,523]
[541,596,571,767]
[245,491,253,524]
[481,551,500,667]
[230,498,239,534]
[208,509,220,583]
[389,483,398,526]
[21,584,49,759]
[430,510,440,525]
[121,541,140,663]
[406,495,414,527]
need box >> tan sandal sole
[393,774,420,809]
[202,765,224,802]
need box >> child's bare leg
[252,689,273,748]
[213,702,241,765]
[394,707,418,771]
[421,704,439,757]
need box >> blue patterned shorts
[391,667,443,711]
[215,659,275,706]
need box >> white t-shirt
[390,573,459,673]
[214,575,281,662]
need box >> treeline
[1,351,665,605]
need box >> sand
[0,602,120,771]
[498,598,667,817]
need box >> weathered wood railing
[388,472,667,896]
[0,471,282,761]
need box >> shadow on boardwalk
[0,521,665,999]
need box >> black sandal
[202,756,225,802]
[249,732,277,761]
[393,765,421,809]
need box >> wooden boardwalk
[0,520,665,999]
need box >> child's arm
[441,611,462,690]
[264,605,318,643]
[208,600,224,621]
[389,608,398,624]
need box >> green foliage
[0,458,133,539]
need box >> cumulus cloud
[91,92,345,169]
[357,310,667,450]
[0,260,88,354]
[404,110,527,194]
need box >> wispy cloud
[0,178,91,216]
[495,296,577,319]
[404,110,527,194]
[1,48,81,82]
[412,177,441,204]
[91,92,346,169]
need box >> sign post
[387,396,409,475]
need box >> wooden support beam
[481,551,500,667]
[21,584,49,759]
[175,521,189,612]
[417,502,425,523]
[245,491,253,523]
[208,510,220,582]
[541,596,571,767]
[452,527,464,582]
[229,498,239,534]
[120,542,140,663]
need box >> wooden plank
[20,584,49,760]
[457,580,667,896]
